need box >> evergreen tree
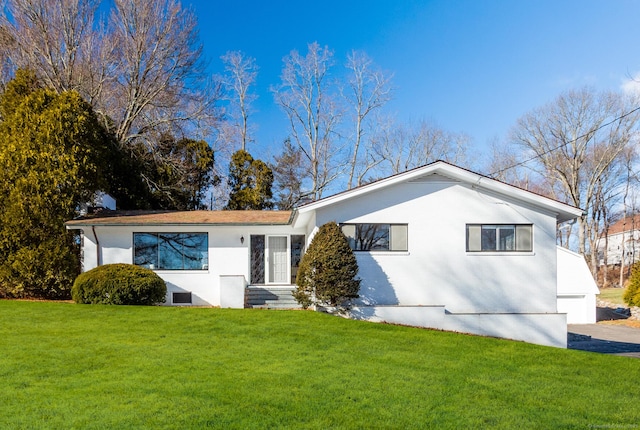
[272,138,308,210]
[294,222,360,309]
[624,262,640,307]
[102,143,154,210]
[0,70,111,298]
[225,150,274,210]
[140,134,216,210]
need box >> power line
[489,105,640,177]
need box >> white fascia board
[427,163,583,221]
[296,162,448,214]
[466,175,583,222]
[297,161,583,222]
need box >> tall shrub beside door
[294,222,360,309]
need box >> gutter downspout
[92,226,101,268]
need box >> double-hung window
[466,224,532,252]
[340,223,408,251]
[134,233,208,270]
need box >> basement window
[172,292,192,304]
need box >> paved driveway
[568,324,640,358]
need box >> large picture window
[134,233,208,270]
[340,224,408,251]
[466,224,532,252]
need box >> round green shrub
[624,262,640,307]
[72,264,166,305]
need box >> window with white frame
[340,223,408,251]
[134,233,208,270]
[466,224,532,252]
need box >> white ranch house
[66,161,599,348]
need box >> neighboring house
[597,214,640,267]
[66,161,596,348]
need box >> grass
[0,301,639,429]
[599,287,628,305]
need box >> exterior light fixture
[240,235,244,244]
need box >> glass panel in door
[268,236,288,283]
[250,235,265,284]
[290,235,305,284]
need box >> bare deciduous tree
[273,42,342,201]
[0,0,102,97]
[602,148,638,286]
[1,0,220,146]
[343,50,393,189]
[511,88,640,272]
[219,51,258,152]
[107,0,218,145]
[589,151,628,279]
[0,0,222,209]
[486,138,558,198]
[372,118,470,175]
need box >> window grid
[466,224,532,252]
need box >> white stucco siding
[90,225,218,305]
[80,230,99,271]
[209,226,250,279]
[161,272,215,305]
[557,295,596,324]
[99,229,134,266]
[557,246,599,323]
[76,227,134,270]
[315,180,559,314]
[83,224,306,306]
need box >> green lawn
[0,301,638,429]
[599,287,627,305]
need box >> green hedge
[72,264,166,305]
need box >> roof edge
[297,160,583,221]
[64,210,294,227]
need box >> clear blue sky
[189,0,640,165]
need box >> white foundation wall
[315,180,560,314]
[348,306,566,348]
[441,313,567,347]
[78,224,305,306]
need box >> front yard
[0,301,638,429]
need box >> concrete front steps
[245,286,302,309]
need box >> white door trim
[266,235,289,284]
